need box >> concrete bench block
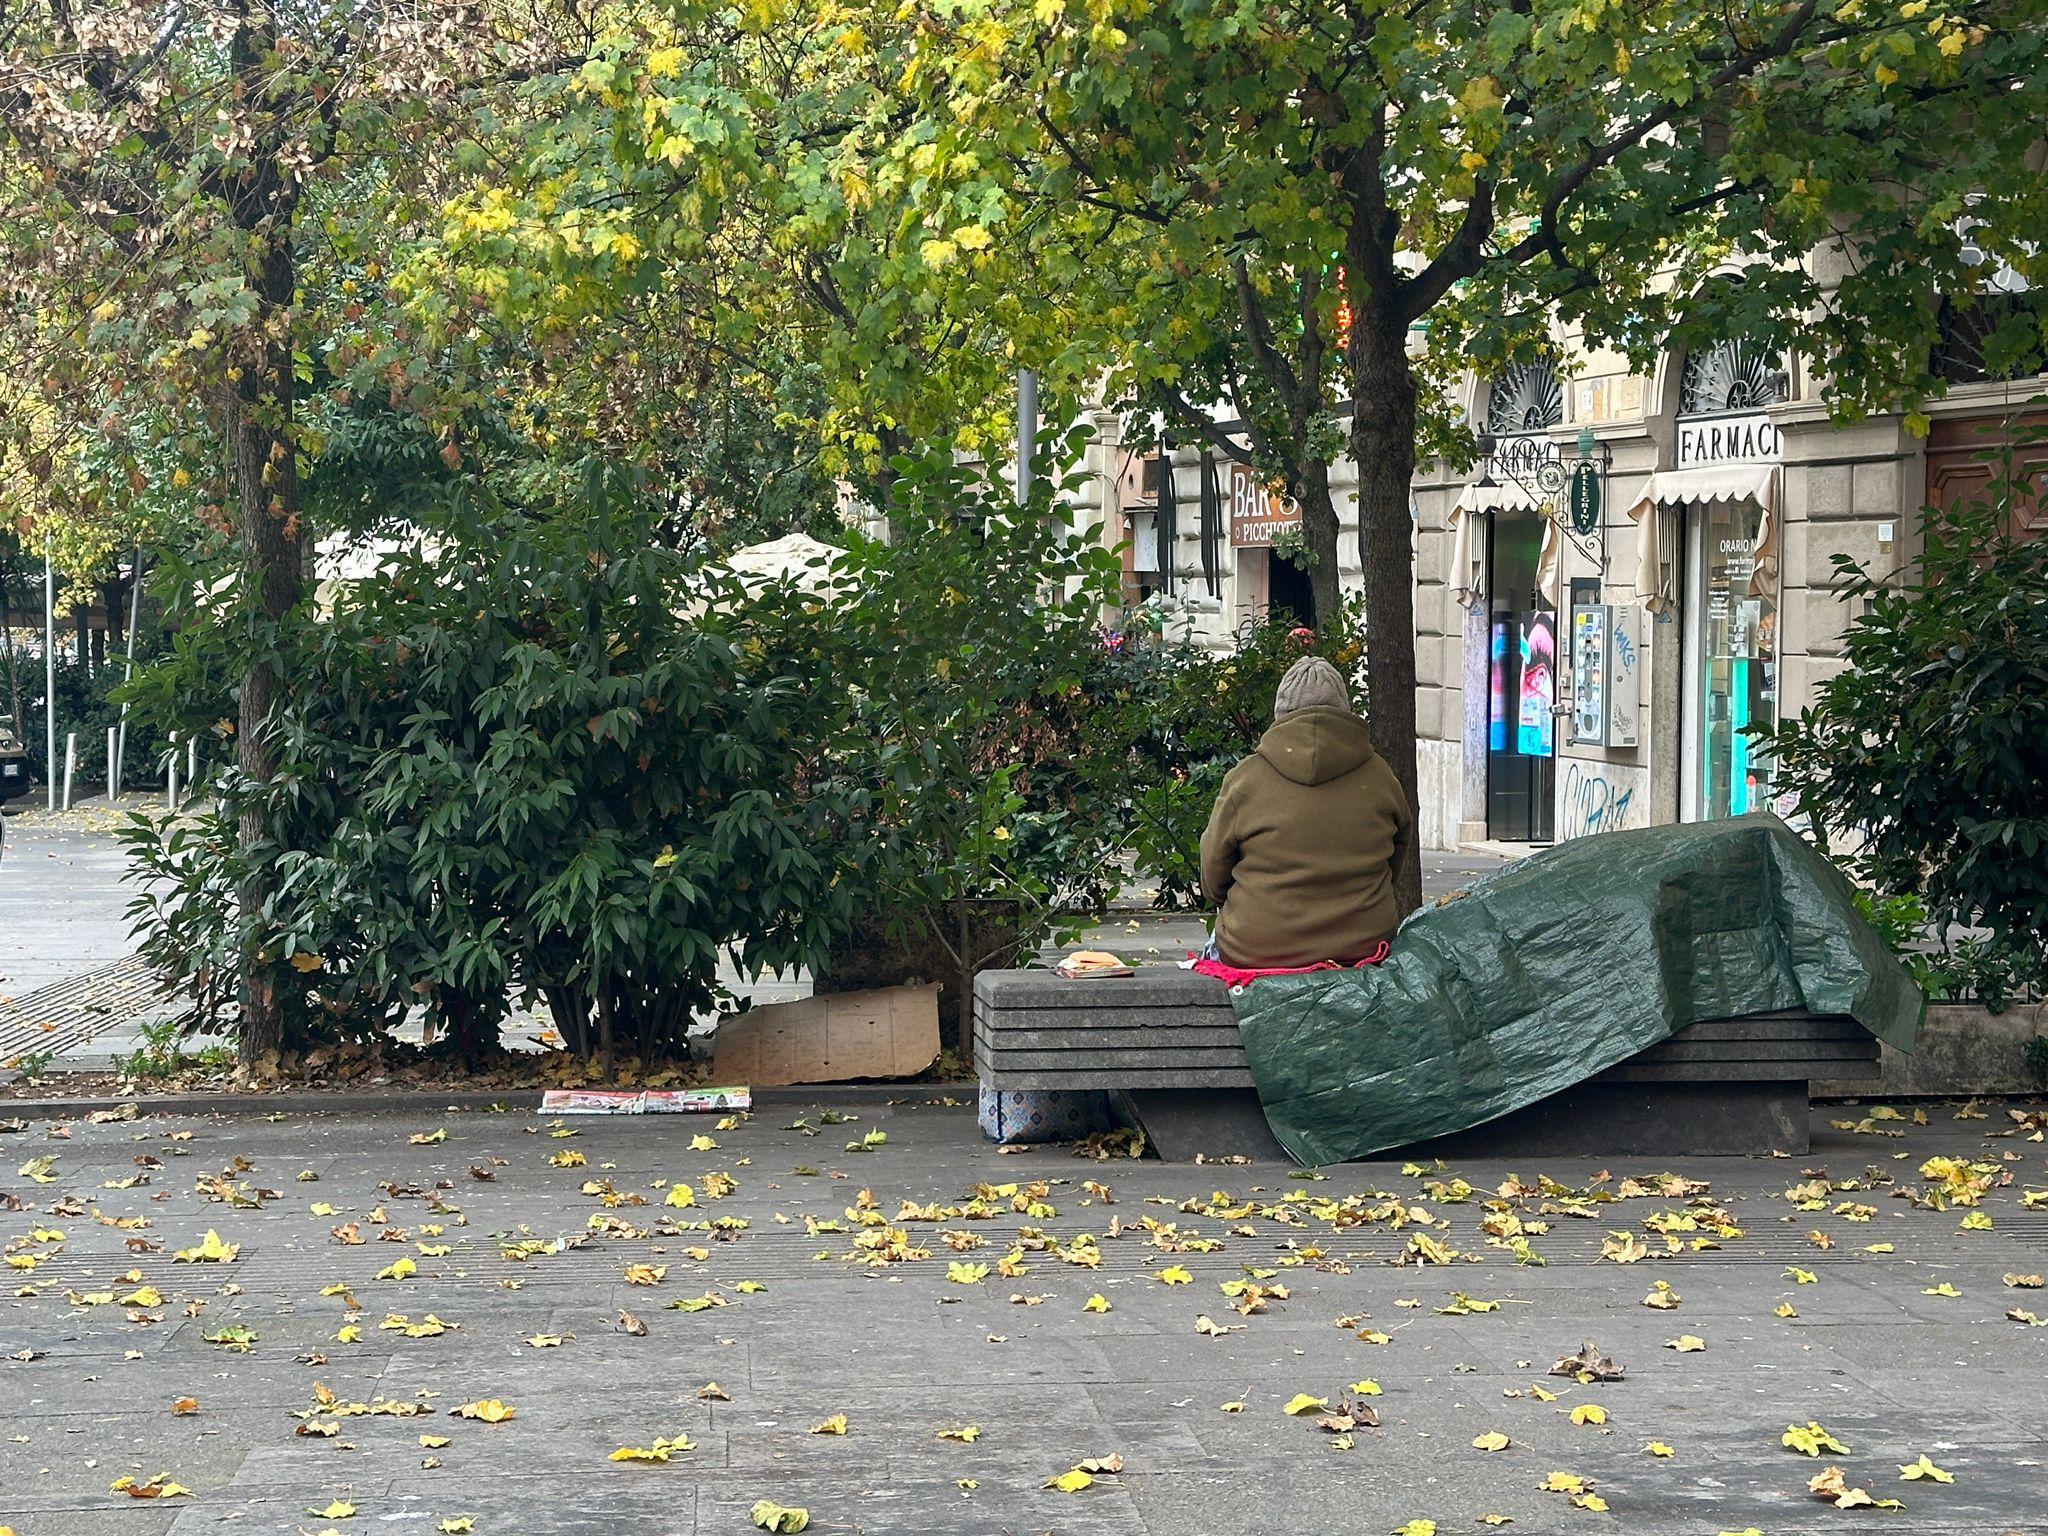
[974,970,1880,1157]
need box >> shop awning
[1449,487,1540,618]
[1451,480,1544,516]
[1448,484,1561,611]
[1623,462,1782,614]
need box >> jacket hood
[1256,706,1378,786]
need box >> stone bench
[973,968,1881,1160]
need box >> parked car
[0,715,31,805]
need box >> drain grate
[0,955,165,1069]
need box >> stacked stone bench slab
[973,968,1880,1160]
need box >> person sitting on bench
[1198,655,1414,969]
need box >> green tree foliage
[0,2,528,1058]
[1766,463,2048,1003]
[419,3,1101,494]
[903,0,2048,910]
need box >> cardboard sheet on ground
[1231,817,1924,1166]
[712,983,940,1086]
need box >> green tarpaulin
[1232,817,1924,1166]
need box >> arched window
[1933,206,2045,385]
[1484,355,1564,436]
[1677,338,1789,417]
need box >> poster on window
[1516,612,1556,756]
[1571,604,1607,745]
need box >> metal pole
[106,727,117,802]
[61,733,75,813]
[113,544,143,793]
[1015,367,1038,507]
[42,542,55,812]
[186,734,196,789]
[167,731,179,810]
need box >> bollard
[187,735,197,792]
[167,732,180,810]
[106,727,118,802]
[61,733,76,813]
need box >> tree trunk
[1292,469,1344,626]
[1348,314,1424,918]
[226,236,306,1067]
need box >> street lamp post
[1015,367,1038,508]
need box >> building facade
[1103,299,2043,854]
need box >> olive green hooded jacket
[1199,707,1414,968]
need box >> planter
[1815,1001,2047,1099]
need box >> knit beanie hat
[1272,656,1353,720]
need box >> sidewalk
[1,1094,2041,1533]
[0,800,141,998]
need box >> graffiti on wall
[1561,760,1648,838]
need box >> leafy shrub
[810,443,1131,1049]
[1766,478,2048,1006]
[122,468,865,1070]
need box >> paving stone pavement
[4,1097,2046,1535]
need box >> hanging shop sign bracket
[1473,426,1613,573]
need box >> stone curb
[0,1080,980,1122]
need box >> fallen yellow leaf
[1156,1266,1193,1285]
[1782,1420,1851,1456]
[1471,1430,1511,1452]
[174,1231,239,1264]
[1045,1468,1093,1493]
[113,1476,185,1502]
[809,1414,848,1436]
[1084,1293,1111,1312]
[1569,1404,1608,1426]
[1283,1393,1329,1416]
[451,1399,516,1423]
